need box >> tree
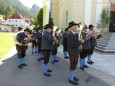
[49,12,54,26]
[36,8,43,27]
[35,8,54,27]
[97,7,109,32]
[5,5,14,19]
[0,3,14,19]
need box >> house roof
[7,12,30,24]
[8,13,23,19]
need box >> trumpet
[87,30,102,39]
[94,31,102,39]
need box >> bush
[97,7,109,32]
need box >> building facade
[51,0,115,30]
[5,13,30,29]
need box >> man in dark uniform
[51,28,60,64]
[79,25,91,70]
[87,24,96,64]
[67,21,84,85]
[15,28,32,69]
[62,28,69,59]
[36,26,43,61]
[41,24,55,77]
[31,27,37,54]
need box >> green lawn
[0,32,15,59]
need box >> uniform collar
[70,30,76,35]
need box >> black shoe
[66,56,69,59]
[54,60,59,62]
[64,57,67,59]
[69,80,79,85]
[74,77,79,81]
[80,67,84,70]
[41,58,44,60]
[90,61,94,64]
[35,51,37,53]
[83,65,89,68]
[18,65,23,69]
[44,73,51,77]
[52,61,55,64]
[21,63,28,66]
[87,61,92,65]
[47,69,52,72]
[64,56,69,59]
[38,59,41,61]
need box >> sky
[19,0,43,8]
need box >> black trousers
[63,44,68,52]
[32,40,37,48]
[51,46,58,55]
[80,49,88,59]
[37,43,42,52]
[16,44,27,58]
[87,47,94,55]
[42,49,51,64]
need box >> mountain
[0,0,39,18]
[31,4,40,16]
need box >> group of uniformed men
[15,21,101,85]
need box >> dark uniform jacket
[54,33,60,47]
[81,32,91,50]
[67,31,81,56]
[31,32,36,41]
[41,31,54,50]
[90,36,97,48]
[16,32,27,57]
[16,32,27,44]
[36,32,42,45]
[62,32,68,46]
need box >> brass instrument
[78,22,86,50]
[21,36,31,46]
[78,22,86,40]
[14,31,32,46]
[94,31,102,39]
[87,29,102,39]
[53,27,61,46]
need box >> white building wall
[5,19,29,28]
[84,0,91,25]
[95,0,103,26]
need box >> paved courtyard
[0,45,114,86]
